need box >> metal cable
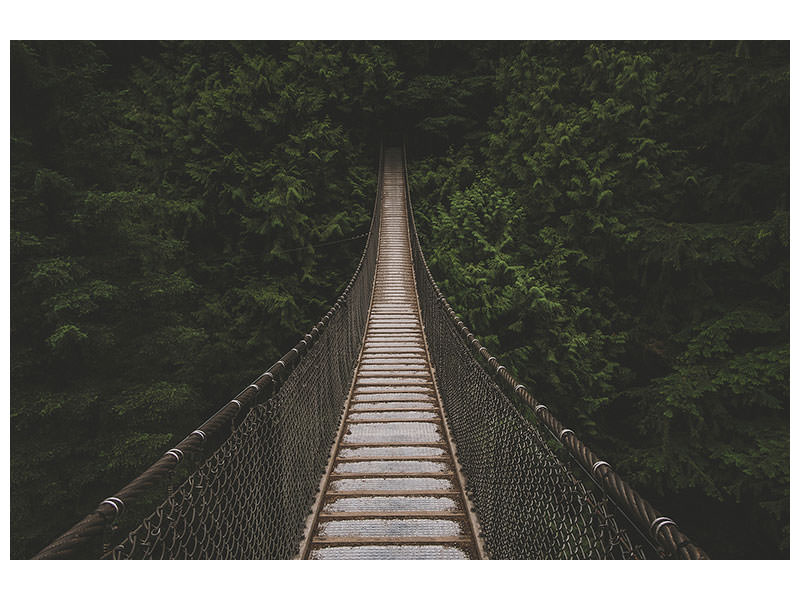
[401,142,708,559]
[33,142,707,560]
[33,147,386,560]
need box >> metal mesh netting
[414,274,646,559]
[33,151,384,560]
[108,206,381,559]
[35,144,705,560]
[404,154,652,559]
[111,307,361,559]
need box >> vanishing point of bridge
[35,146,706,560]
[302,150,482,559]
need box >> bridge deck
[302,149,482,559]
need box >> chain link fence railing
[33,148,385,560]
[33,142,706,560]
[402,144,707,559]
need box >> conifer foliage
[413,41,789,558]
[11,41,788,559]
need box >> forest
[10,40,788,559]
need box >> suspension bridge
[34,146,707,560]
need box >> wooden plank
[345,417,442,424]
[334,455,450,462]
[338,441,446,447]
[318,512,466,519]
[311,537,471,545]
[329,471,454,478]
[325,490,460,497]
[348,407,438,413]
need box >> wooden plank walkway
[301,148,483,560]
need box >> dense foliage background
[11,41,788,559]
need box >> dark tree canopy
[10,40,788,559]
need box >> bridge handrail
[401,143,708,560]
[33,143,386,559]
